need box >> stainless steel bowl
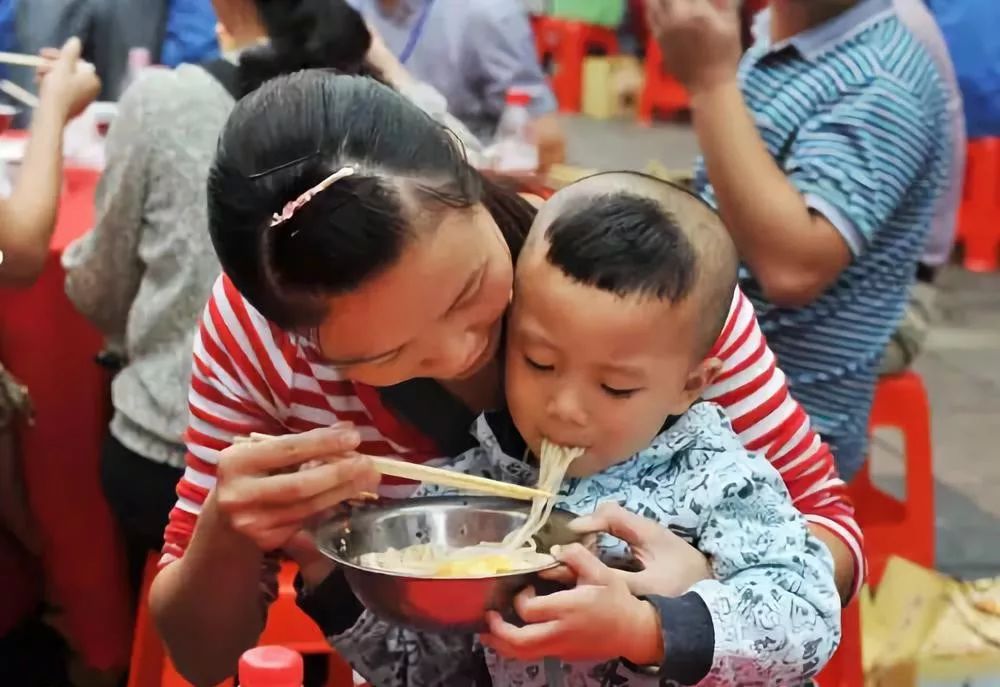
[313,495,589,633]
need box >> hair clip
[270,166,356,228]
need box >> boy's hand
[570,502,714,597]
[481,544,663,666]
[645,0,742,95]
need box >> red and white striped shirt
[163,275,865,598]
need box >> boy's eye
[602,384,640,399]
[524,355,554,372]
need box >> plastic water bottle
[492,87,539,173]
[238,646,304,687]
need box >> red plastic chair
[128,556,353,687]
[848,371,935,588]
[637,36,689,124]
[530,16,620,113]
[815,601,863,687]
[956,138,1000,272]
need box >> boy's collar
[755,0,894,59]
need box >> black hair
[542,173,738,356]
[208,70,534,332]
[239,0,379,97]
[545,194,697,302]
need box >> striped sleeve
[160,276,296,597]
[704,288,865,598]
[787,74,937,254]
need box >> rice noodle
[356,440,584,577]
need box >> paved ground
[563,115,1000,580]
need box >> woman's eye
[524,355,554,372]
[602,385,640,399]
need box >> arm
[150,277,377,685]
[702,288,864,601]
[62,72,151,340]
[0,37,99,286]
[645,444,842,684]
[469,4,565,168]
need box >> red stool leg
[637,37,688,125]
[959,139,1000,272]
[552,22,587,113]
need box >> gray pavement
[562,115,1000,580]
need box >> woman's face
[314,203,513,386]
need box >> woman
[151,71,862,685]
[62,0,481,599]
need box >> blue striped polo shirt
[695,0,950,479]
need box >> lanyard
[397,0,435,64]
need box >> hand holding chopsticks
[236,432,551,501]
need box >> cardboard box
[582,56,643,120]
[864,558,1000,686]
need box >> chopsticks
[0,80,39,108]
[235,433,551,502]
[0,52,47,68]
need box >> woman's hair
[208,70,534,331]
[238,0,380,96]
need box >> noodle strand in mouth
[357,440,585,577]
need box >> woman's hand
[567,502,713,597]
[212,423,381,552]
[36,38,101,122]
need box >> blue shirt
[349,0,557,141]
[159,0,218,68]
[695,0,950,478]
[328,404,840,686]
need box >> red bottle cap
[506,88,532,106]
[238,646,304,687]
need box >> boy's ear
[682,357,724,403]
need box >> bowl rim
[315,495,581,581]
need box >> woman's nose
[419,328,482,377]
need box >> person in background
[880,0,965,375]
[0,37,99,287]
[14,0,218,103]
[349,0,567,169]
[647,0,950,481]
[61,0,486,600]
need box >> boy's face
[505,246,720,477]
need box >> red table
[0,163,132,671]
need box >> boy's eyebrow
[597,362,648,378]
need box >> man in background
[13,0,218,103]
[647,0,951,480]
[350,0,567,169]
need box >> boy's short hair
[536,172,738,356]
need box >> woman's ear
[681,357,724,405]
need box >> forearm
[810,522,859,604]
[150,496,268,686]
[692,82,826,298]
[0,104,66,284]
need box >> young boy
[330,173,841,686]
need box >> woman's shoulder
[203,274,307,378]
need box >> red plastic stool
[816,601,863,687]
[848,371,935,588]
[637,36,689,124]
[128,556,353,687]
[531,16,620,113]
[956,138,1000,272]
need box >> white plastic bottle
[238,646,304,687]
[492,87,539,173]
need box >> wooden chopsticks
[234,433,551,502]
[0,52,47,68]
